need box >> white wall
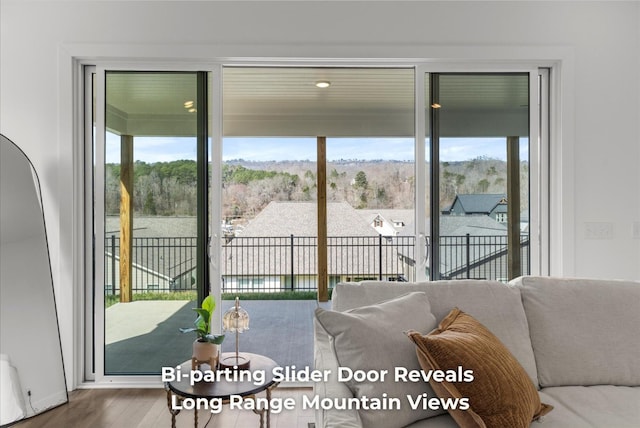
[1,1,639,388]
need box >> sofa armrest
[314,318,362,428]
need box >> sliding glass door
[426,73,534,280]
[87,64,545,381]
[97,71,211,375]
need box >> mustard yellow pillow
[407,308,552,428]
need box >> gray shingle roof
[238,201,378,237]
[358,209,414,228]
[440,215,507,236]
[398,213,507,238]
[224,202,405,276]
[452,194,506,214]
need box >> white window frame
[80,57,553,387]
[88,63,222,385]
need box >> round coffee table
[165,352,279,428]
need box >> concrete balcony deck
[105,299,330,376]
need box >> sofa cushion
[404,414,459,428]
[408,308,552,428]
[538,386,640,427]
[315,292,441,428]
[511,276,640,387]
[332,280,539,387]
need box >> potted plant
[180,295,225,362]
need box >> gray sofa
[313,276,640,428]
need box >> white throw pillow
[511,276,640,387]
[315,292,442,428]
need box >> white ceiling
[105,68,529,138]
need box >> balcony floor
[105,299,330,376]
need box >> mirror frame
[0,134,68,426]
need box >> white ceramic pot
[193,340,218,362]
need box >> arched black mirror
[0,134,67,425]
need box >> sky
[105,132,529,164]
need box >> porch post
[317,136,329,302]
[120,134,134,303]
[507,136,521,280]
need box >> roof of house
[450,194,506,214]
[224,202,403,276]
[398,213,507,238]
[358,209,414,228]
[440,215,508,236]
[238,201,378,237]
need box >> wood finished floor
[13,387,315,428]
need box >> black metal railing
[438,234,530,281]
[221,235,415,292]
[104,234,529,295]
[104,235,197,295]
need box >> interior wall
[1,1,639,387]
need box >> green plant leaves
[180,295,223,344]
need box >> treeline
[223,165,299,186]
[438,157,529,211]
[105,162,304,216]
[105,160,198,215]
[222,161,416,219]
[105,157,526,219]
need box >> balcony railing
[104,234,529,295]
[222,235,416,292]
[438,234,530,281]
[104,236,198,295]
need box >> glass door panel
[428,73,530,280]
[103,71,205,375]
[221,67,414,370]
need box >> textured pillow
[315,292,441,428]
[407,308,552,428]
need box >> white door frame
[81,56,555,387]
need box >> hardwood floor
[13,387,315,428]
